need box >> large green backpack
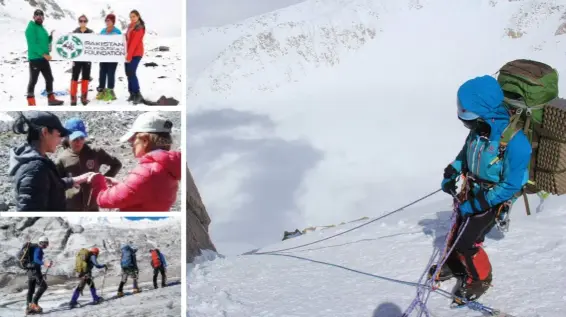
[75,248,91,274]
[496,59,566,213]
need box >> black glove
[441,164,459,195]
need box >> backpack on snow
[16,242,38,270]
[121,245,136,269]
[150,249,162,268]
[496,59,566,213]
[75,248,91,273]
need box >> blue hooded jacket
[33,247,44,266]
[447,75,531,210]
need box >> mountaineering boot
[127,91,134,102]
[117,281,125,297]
[29,303,42,313]
[103,88,117,101]
[81,80,90,105]
[428,264,460,282]
[451,273,493,308]
[96,88,105,100]
[132,92,144,105]
[70,80,79,105]
[47,93,64,106]
[117,291,125,298]
[27,96,36,106]
[90,287,103,304]
[133,288,142,294]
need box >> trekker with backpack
[150,249,167,289]
[18,236,52,314]
[8,112,95,211]
[125,10,146,104]
[430,75,532,306]
[69,15,94,106]
[25,9,64,106]
[97,14,121,102]
[70,247,108,308]
[55,118,122,211]
[117,244,141,297]
[88,112,181,211]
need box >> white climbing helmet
[38,236,49,244]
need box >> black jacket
[8,143,74,211]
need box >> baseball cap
[119,112,173,143]
[64,118,88,141]
[23,111,70,137]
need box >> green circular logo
[55,35,84,59]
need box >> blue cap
[457,100,480,121]
[64,118,87,141]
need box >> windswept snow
[189,195,566,317]
[0,0,182,105]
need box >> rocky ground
[0,111,182,211]
[0,217,182,316]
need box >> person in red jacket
[125,10,146,105]
[88,112,181,211]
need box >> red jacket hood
[140,150,181,181]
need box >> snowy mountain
[0,217,182,316]
[188,0,566,254]
[0,0,182,105]
[188,195,566,317]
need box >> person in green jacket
[25,9,64,106]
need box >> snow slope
[187,0,566,255]
[188,193,566,317]
[0,217,182,316]
[0,0,182,105]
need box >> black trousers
[153,266,167,288]
[445,208,498,281]
[27,268,47,305]
[71,62,92,81]
[27,59,54,97]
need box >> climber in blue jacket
[431,75,531,305]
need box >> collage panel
[0,215,182,316]
[0,0,183,106]
[0,110,182,212]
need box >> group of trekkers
[428,59,565,308]
[25,8,147,106]
[18,237,168,314]
[8,111,182,211]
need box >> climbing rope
[253,252,502,315]
[254,189,442,254]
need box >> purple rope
[403,199,472,317]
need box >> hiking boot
[451,273,493,307]
[47,93,64,106]
[117,291,124,298]
[69,301,79,309]
[27,96,36,106]
[28,303,42,313]
[127,92,134,102]
[104,89,117,101]
[80,80,90,105]
[428,264,460,282]
[133,288,142,294]
[92,296,103,304]
[132,92,143,105]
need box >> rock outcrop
[186,166,217,263]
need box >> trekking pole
[100,269,107,298]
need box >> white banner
[54,33,126,63]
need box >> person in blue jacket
[150,248,168,289]
[96,14,121,102]
[430,75,531,305]
[26,236,53,314]
[70,248,108,308]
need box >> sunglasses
[34,13,44,17]
[79,19,87,23]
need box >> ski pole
[100,269,107,298]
